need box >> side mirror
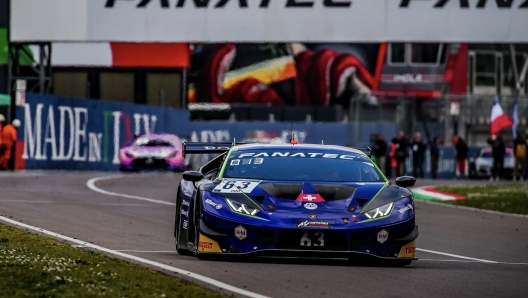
[395,176,416,188]
[182,171,204,183]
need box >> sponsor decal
[234,152,359,160]
[180,209,189,217]
[297,220,331,228]
[205,199,222,209]
[235,225,247,240]
[212,180,260,193]
[342,218,349,224]
[181,199,190,206]
[182,219,188,229]
[182,188,193,197]
[304,203,318,210]
[199,241,213,249]
[297,193,325,203]
[197,234,222,253]
[377,229,389,244]
[309,214,317,220]
[399,204,414,214]
[397,240,417,258]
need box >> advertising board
[10,0,528,42]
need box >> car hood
[205,179,412,214]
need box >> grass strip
[435,184,528,215]
[0,223,226,298]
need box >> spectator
[410,132,426,178]
[513,132,527,181]
[0,119,20,170]
[389,138,399,178]
[395,131,408,176]
[430,137,440,179]
[488,134,506,181]
[454,135,468,179]
[373,134,387,175]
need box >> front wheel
[175,186,193,256]
[193,193,206,259]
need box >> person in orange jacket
[389,138,399,178]
[0,119,20,170]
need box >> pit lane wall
[16,94,460,178]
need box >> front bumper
[197,215,418,260]
[121,157,186,171]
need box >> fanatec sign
[10,0,528,42]
[104,0,353,8]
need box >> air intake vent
[260,183,303,200]
[355,198,368,207]
[349,231,370,248]
[255,228,276,246]
[252,195,266,204]
[312,184,356,201]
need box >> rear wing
[182,142,244,157]
[183,142,372,158]
[353,147,372,158]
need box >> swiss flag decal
[296,193,325,203]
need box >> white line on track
[418,259,528,265]
[0,215,268,298]
[86,175,175,206]
[417,248,497,263]
[114,250,179,253]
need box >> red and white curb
[412,186,466,201]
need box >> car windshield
[223,149,384,182]
[134,137,175,147]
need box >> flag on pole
[490,96,513,135]
[512,97,519,139]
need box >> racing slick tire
[192,192,214,260]
[174,186,194,256]
[193,192,205,259]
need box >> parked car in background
[468,147,514,179]
[119,134,191,172]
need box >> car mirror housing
[395,176,416,188]
[182,171,204,182]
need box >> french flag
[490,96,513,135]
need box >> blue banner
[17,94,190,171]
[17,93,474,178]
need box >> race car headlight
[225,198,260,216]
[364,202,394,219]
[125,152,134,158]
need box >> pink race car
[119,134,191,172]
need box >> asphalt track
[1,171,528,298]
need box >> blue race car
[174,142,418,266]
